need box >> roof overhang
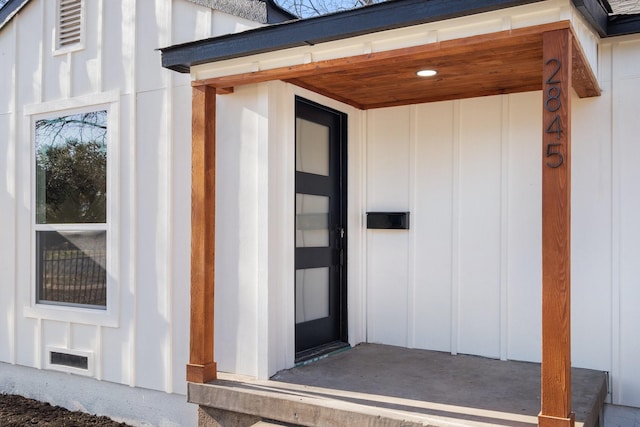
[160,0,639,75]
[0,0,30,30]
[196,21,599,109]
[161,0,602,109]
[161,0,550,73]
[607,13,640,36]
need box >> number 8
[545,87,561,112]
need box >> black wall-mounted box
[366,212,410,230]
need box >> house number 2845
[544,58,564,168]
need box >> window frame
[24,91,119,327]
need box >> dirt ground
[0,393,132,426]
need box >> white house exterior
[0,0,292,425]
[159,0,640,425]
[3,0,640,426]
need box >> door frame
[264,84,366,377]
[294,96,349,361]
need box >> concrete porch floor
[189,343,608,427]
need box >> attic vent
[56,0,83,51]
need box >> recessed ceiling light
[417,69,437,77]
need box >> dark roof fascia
[572,0,640,37]
[571,0,610,36]
[0,0,31,30]
[607,13,640,36]
[160,0,548,73]
[264,0,298,23]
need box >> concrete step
[190,345,607,427]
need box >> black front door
[294,97,347,360]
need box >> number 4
[545,115,563,139]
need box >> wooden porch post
[539,29,574,427]
[187,85,217,383]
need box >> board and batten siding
[364,33,640,408]
[608,35,640,408]
[365,93,542,361]
[0,0,261,410]
[2,0,640,416]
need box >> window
[34,110,108,309]
[55,0,84,54]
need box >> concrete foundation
[190,344,607,427]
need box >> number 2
[545,58,561,84]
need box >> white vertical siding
[3,0,640,415]
[505,91,542,362]
[612,38,640,407]
[0,13,17,366]
[457,96,503,358]
[0,22,15,114]
[170,83,191,394]
[0,112,16,364]
[214,84,267,376]
[136,0,169,94]
[264,81,297,378]
[102,1,129,94]
[172,0,211,45]
[412,101,455,353]
[41,321,69,361]
[365,94,543,361]
[43,0,73,101]
[366,107,411,347]
[12,2,40,371]
[361,33,640,408]
[135,89,171,391]
[69,0,102,97]
[0,0,260,406]
[571,89,612,373]
[100,91,134,386]
[71,323,99,371]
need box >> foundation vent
[46,347,93,376]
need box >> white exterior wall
[0,0,261,424]
[363,34,640,409]
[608,35,640,408]
[4,0,640,421]
[212,82,367,378]
[365,93,542,361]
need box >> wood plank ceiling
[195,21,600,110]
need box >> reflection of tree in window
[36,111,107,224]
[34,110,108,308]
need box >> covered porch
[189,343,607,427]
[160,1,605,425]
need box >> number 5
[546,143,563,168]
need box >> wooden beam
[539,29,574,427]
[187,85,217,384]
[571,34,601,98]
[188,21,599,110]
[192,21,571,88]
[216,87,234,95]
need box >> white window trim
[53,0,86,56]
[23,91,120,327]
